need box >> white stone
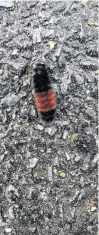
[62,130,68,139]
[29,157,38,168]
[65,152,70,161]
[35,124,44,131]
[5,227,12,233]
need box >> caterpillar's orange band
[34,89,56,112]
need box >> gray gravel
[0,0,98,235]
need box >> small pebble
[35,124,44,131]
[80,176,84,187]
[65,152,71,161]
[0,154,4,162]
[46,148,52,153]
[45,126,57,136]
[75,74,84,84]
[33,29,41,43]
[48,165,53,182]
[5,227,12,233]
[78,190,85,201]
[49,41,55,49]
[81,0,87,7]
[89,200,96,208]
[53,156,59,166]
[92,154,98,164]
[90,206,97,212]
[85,107,95,118]
[55,45,62,57]
[12,49,18,56]
[29,157,38,168]
[62,130,68,139]
[71,133,78,141]
[33,172,38,177]
[40,191,47,201]
[75,155,81,162]
[71,207,76,218]
[8,206,14,219]
[59,172,65,178]
[70,190,80,203]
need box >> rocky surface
[0,0,98,234]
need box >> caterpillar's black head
[33,61,50,92]
[34,62,46,75]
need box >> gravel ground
[0,0,98,234]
